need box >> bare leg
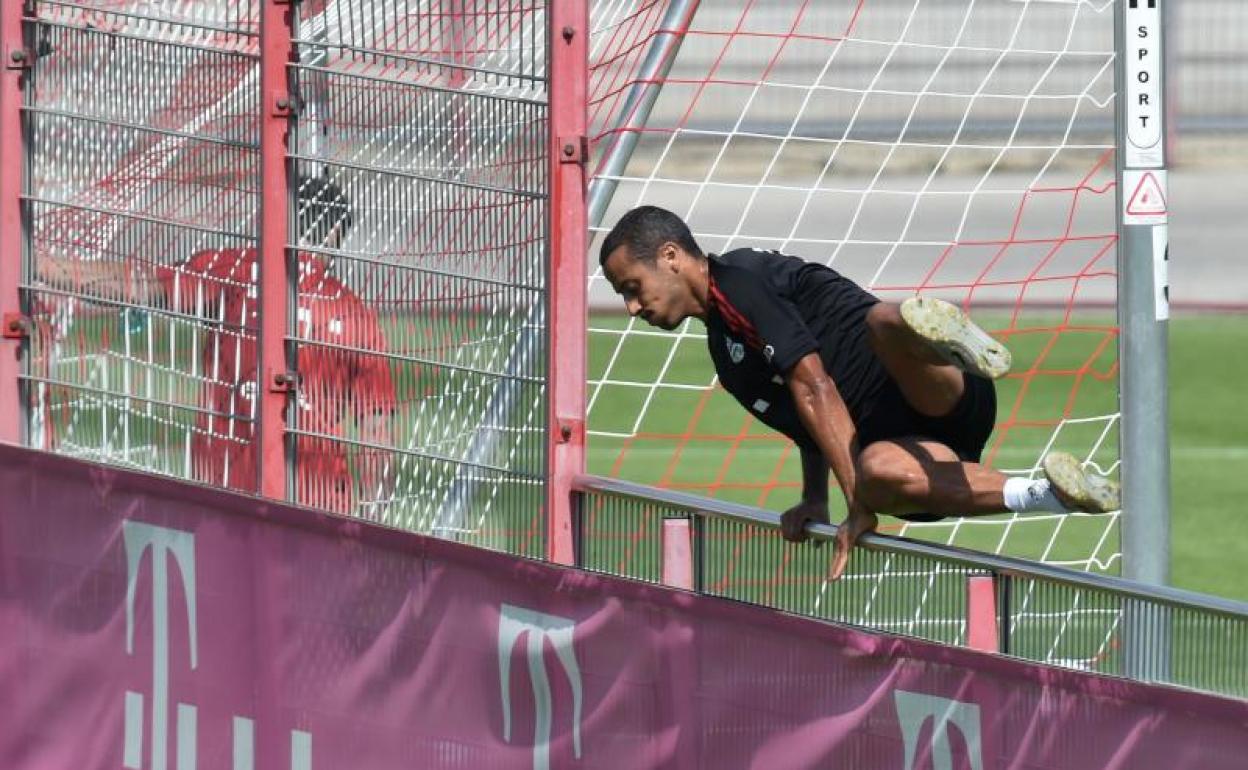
[826,437,1008,580]
[865,302,965,418]
[854,438,1009,516]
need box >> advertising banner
[2,445,1244,768]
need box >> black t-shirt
[705,248,887,449]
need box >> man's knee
[856,442,921,509]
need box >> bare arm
[778,444,833,544]
[798,443,829,505]
[786,352,859,510]
[37,254,166,306]
[785,352,877,578]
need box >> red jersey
[155,248,396,512]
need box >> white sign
[1122,169,1168,226]
[1153,224,1170,321]
[1125,0,1164,168]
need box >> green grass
[1168,315,1248,601]
[588,312,1248,602]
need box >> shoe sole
[1042,451,1121,513]
[900,296,1012,380]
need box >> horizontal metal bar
[289,61,546,107]
[286,154,547,200]
[23,106,258,150]
[22,196,255,241]
[22,373,249,423]
[23,284,253,336]
[289,39,544,86]
[34,1,259,42]
[573,474,1248,621]
[287,425,542,480]
[291,335,545,384]
[298,244,544,292]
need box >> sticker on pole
[1153,224,1169,321]
[1123,169,1167,225]
[1126,0,1164,169]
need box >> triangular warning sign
[1126,172,1167,216]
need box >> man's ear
[659,241,681,272]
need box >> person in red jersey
[40,176,396,515]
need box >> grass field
[1167,314,1248,601]
[589,312,1248,602]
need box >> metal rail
[576,474,1248,618]
[574,474,1248,700]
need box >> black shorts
[855,372,997,522]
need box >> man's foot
[1042,451,1121,513]
[900,296,1012,380]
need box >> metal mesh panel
[1006,576,1123,671]
[21,1,553,551]
[577,486,971,645]
[25,5,261,490]
[1167,607,1248,698]
[577,482,1248,700]
[705,518,974,646]
[579,490,665,583]
[287,0,549,554]
[1006,577,1248,697]
[35,1,260,34]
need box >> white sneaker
[1042,451,1121,513]
[900,296,1012,380]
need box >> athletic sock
[1002,477,1070,514]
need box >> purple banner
[2,444,1246,769]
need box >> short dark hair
[599,205,702,267]
[296,175,354,245]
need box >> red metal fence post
[259,0,293,500]
[0,1,26,444]
[662,518,696,590]
[966,573,1001,653]
[546,2,589,565]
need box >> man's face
[602,244,688,331]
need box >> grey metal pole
[436,0,702,534]
[1115,0,1171,680]
[587,0,702,229]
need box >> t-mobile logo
[497,604,584,770]
[122,520,311,770]
[894,690,984,770]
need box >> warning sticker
[1123,169,1167,225]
